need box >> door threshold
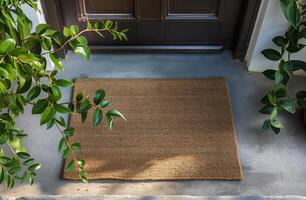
[90,45,224,53]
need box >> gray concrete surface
[1,52,306,196]
[1,195,306,200]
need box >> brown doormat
[63,78,243,181]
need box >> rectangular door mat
[63,78,243,181]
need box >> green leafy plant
[260,0,306,134]
[0,0,128,188]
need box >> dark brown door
[59,0,243,49]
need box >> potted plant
[260,0,306,134]
[0,0,128,188]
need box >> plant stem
[54,122,79,168]
[42,28,107,56]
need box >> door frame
[40,0,262,60]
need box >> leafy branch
[260,0,306,134]
[0,0,128,188]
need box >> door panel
[60,0,243,48]
[85,0,134,13]
[76,0,137,20]
[166,0,221,16]
[165,0,222,21]
[139,0,161,19]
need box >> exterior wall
[246,0,306,73]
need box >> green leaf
[271,126,281,134]
[100,100,112,108]
[68,103,75,112]
[107,110,126,120]
[296,91,306,99]
[80,174,88,183]
[0,38,16,54]
[71,143,81,153]
[70,25,79,35]
[23,158,34,166]
[79,99,91,112]
[106,113,113,130]
[87,20,93,29]
[28,163,41,171]
[121,28,129,33]
[0,64,15,80]
[58,137,67,152]
[15,65,28,89]
[17,14,32,40]
[274,71,283,84]
[291,60,306,71]
[297,99,306,109]
[259,105,275,114]
[287,44,305,53]
[269,108,283,129]
[44,29,57,37]
[77,36,88,46]
[10,47,26,57]
[279,99,296,113]
[280,0,290,18]
[282,61,293,77]
[76,93,83,102]
[281,0,299,28]
[94,22,103,29]
[0,156,11,165]
[49,53,64,71]
[64,160,75,172]
[26,86,41,101]
[17,53,39,64]
[121,33,128,41]
[55,116,66,127]
[55,79,74,87]
[49,85,62,102]
[63,27,72,37]
[263,69,276,80]
[270,108,278,121]
[8,166,21,175]
[54,104,71,113]
[270,119,284,129]
[272,36,287,47]
[93,108,103,127]
[0,81,6,94]
[5,174,14,188]
[0,134,9,145]
[62,149,70,159]
[8,138,27,154]
[0,166,4,184]
[35,23,49,35]
[75,45,90,61]
[262,120,271,131]
[276,87,287,97]
[64,127,74,136]
[104,20,113,29]
[81,112,87,123]
[28,172,36,185]
[261,49,282,61]
[41,37,52,51]
[40,107,55,125]
[77,159,85,167]
[32,99,49,114]
[94,90,105,105]
[47,119,55,129]
[17,152,31,159]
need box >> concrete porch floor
[1,51,306,196]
